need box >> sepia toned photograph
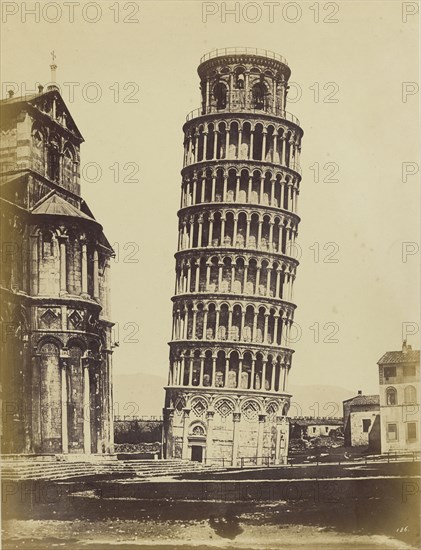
[0,1,420,548]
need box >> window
[252,82,266,109]
[325,427,329,433]
[362,419,371,433]
[312,427,316,433]
[235,72,245,89]
[63,146,75,185]
[213,83,227,110]
[32,130,43,148]
[42,231,54,258]
[407,422,417,441]
[48,145,60,181]
[386,387,397,406]
[404,365,416,377]
[384,366,396,379]
[387,423,398,441]
[404,385,417,404]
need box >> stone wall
[350,410,380,447]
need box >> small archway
[213,82,228,110]
[188,422,207,462]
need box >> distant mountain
[113,372,166,418]
[288,384,354,418]
[113,372,355,418]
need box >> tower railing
[186,105,300,126]
[200,48,289,66]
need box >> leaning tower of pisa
[163,48,303,466]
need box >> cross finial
[49,50,58,88]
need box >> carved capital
[233,412,241,422]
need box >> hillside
[113,372,355,418]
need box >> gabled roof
[31,192,98,224]
[0,172,27,188]
[378,350,420,365]
[30,192,113,253]
[1,89,84,142]
[290,418,343,427]
[344,394,379,406]
[0,93,38,106]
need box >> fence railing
[204,450,421,468]
[288,450,421,466]
[200,48,289,66]
[204,456,284,467]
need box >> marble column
[257,221,263,248]
[250,359,256,389]
[192,308,197,339]
[273,315,279,346]
[30,234,39,296]
[61,361,68,453]
[81,240,88,297]
[59,237,67,295]
[92,248,99,300]
[182,409,191,459]
[195,261,200,291]
[233,215,238,247]
[202,308,208,340]
[83,365,91,453]
[256,414,266,465]
[211,357,217,386]
[208,217,214,246]
[232,412,241,467]
[198,220,203,247]
[206,411,214,464]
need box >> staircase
[1,458,218,481]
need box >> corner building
[163,48,303,466]
[378,341,419,453]
[0,76,115,455]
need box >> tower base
[163,388,290,467]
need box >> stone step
[1,458,217,481]
[2,466,204,474]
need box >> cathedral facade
[163,48,303,466]
[0,71,115,455]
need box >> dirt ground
[2,516,417,550]
[2,462,420,549]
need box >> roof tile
[378,350,420,365]
[32,193,97,223]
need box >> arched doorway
[188,424,206,462]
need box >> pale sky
[2,0,419,396]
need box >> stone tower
[0,62,115,455]
[163,48,303,466]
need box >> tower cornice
[183,108,302,134]
[181,158,302,178]
[177,202,301,224]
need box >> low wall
[114,418,163,445]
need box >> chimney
[402,340,408,354]
[38,85,44,94]
[7,89,14,99]
[357,390,362,396]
